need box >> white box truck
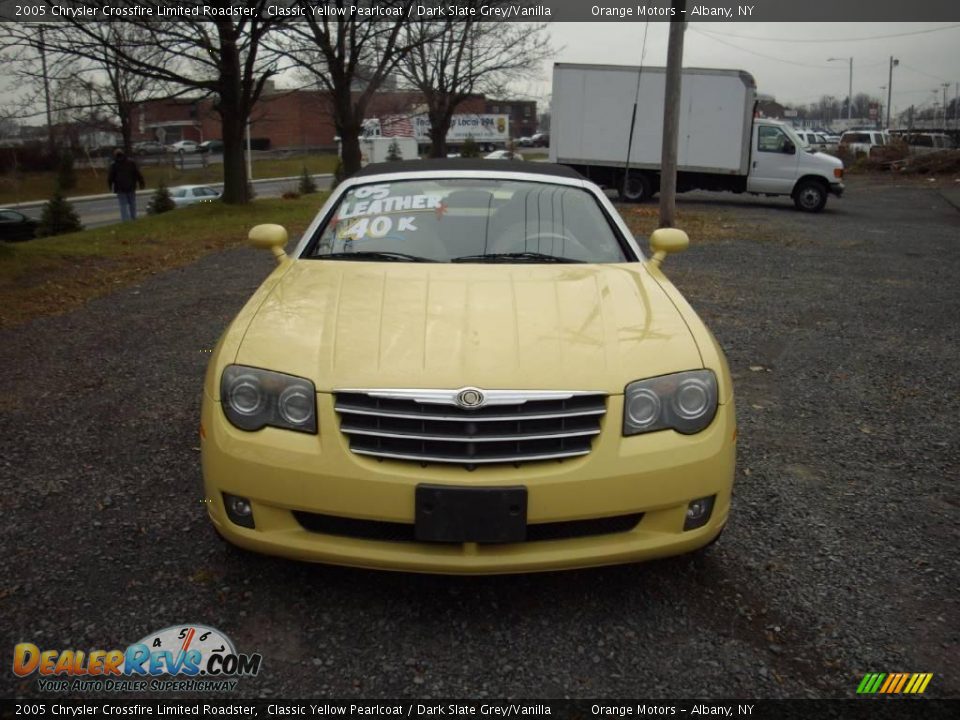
[358,136,419,165]
[550,63,844,212]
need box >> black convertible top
[353,159,586,180]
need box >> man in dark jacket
[108,149,146,221]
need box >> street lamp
[886,57,899,129]
[828,57,853,123]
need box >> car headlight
[623,370,718,436]
[220,365,317,434]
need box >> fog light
[684,495,715,531]
[223,493,255,529]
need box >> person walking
[108,149,146,221]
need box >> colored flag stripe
[873,673,890,692]
[857,672,933,695]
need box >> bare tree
[398,8,552,158]
[284,0,429,177]
[5,24,170,154]
[0,24,57,150]
[64,25,169,155]
[19,2,289,204]
[816,95,841,125]
[852,93,880,120]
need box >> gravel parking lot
[1,176,957,700]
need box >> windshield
[307,178,630,263]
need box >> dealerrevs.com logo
[13,624,262,693]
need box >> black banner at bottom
[2,699,959,720]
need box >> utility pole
[942,83,951,129]
[885,56,898,129]
[659,0,685,229]
[827,57,853,123]
[848,57,853,122]
[37,25,55,153]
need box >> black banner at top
[2,699,960,719]
[1,0,959,23]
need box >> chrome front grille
[334,389,607,466]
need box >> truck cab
[747,120,844,212]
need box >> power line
[693,24,960,44]
[688,28,845,69]
[898,63,951,83]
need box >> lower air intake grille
[292,511,643,544]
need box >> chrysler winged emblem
[456,387,485,409]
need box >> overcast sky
[519,22,960,116]
[3,21,958,125]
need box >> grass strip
[0,194,327,329]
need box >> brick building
[484,99,538,138]
[134,86,487,150]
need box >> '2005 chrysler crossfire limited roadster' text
[201,160,736,574]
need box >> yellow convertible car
[201,160,735,573]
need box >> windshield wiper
[451,251,584,264]
[318,251,436,263]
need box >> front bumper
[829,181,845,197]
[201,393,736,574]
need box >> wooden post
[659,0,686,229]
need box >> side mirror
[783,140,796,155]
[249,224,288,264]
[649,228,689,268]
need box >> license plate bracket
[415,485,527,544]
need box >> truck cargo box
[550,64,756,176]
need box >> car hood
[234,260,703,394]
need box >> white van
[839,130,891,158]
[903,133,955,155]
[793,129,836,154]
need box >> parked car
[515,136,534,147]
[484,149,524,160]
[531,132,550,147]
[167,140,200,154]
[198,140,224,154]
[87,145,119,158]
[201,160,736,573]
[902,133,955,155]
[132,141,166,156]
[169,185,221,207]
[793,129,836,154]
[0,208,38,241]
[839,130,891,158]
